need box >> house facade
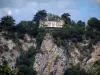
[39,14,65,28]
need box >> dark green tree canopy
[0,15,15,27]
[77,20,85,27]
[33,10,47,23]
[88,17,100,30]
[0,15,15,31]
[17,21,38,37]
[61,13,71,24]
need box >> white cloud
[0,8,12,17]
[7,9,12,15]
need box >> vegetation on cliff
[16,47,37,75]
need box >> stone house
[39,15,65,28]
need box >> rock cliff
[0,33,36,69]
[34,33,100,75]
[34,33,67,75]
[0,32,100,75]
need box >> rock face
[88,42,100,63]
[0,35,20,68]
[34,34,100,75]
[0,33,36,69]
[66,41,91,66]
[0,32,100,74]
[34,34,67,75]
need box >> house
[39,14,65,28]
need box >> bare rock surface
[34,33,67,75]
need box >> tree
[33,10,47,23]
[17,21,39,37]
[61,13,71,24]
[16,47,37,75]
[0,15,15,31]
[77,20,85,27]
[88,17,100,30]
[64,65,87,75]
[47,13,60,19]
[36,28,46,47]
[0,65,18,75]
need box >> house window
[55,22,56,27]
[51,22,52,27]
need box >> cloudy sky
[0,0,100,23]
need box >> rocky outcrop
[0,33,36,69]
[0,32,100,75]
[34,34,100,75]
[88,42,100,63]
[34,33,67,75]
[0,35,20,68]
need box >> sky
[0,0,100,23]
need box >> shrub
[36,28,46,48]
[16,47,37,75]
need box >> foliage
[88,17,100,30]
[77,20,85,27]
[0,65,18,75]
[61,13,71,24]
[86,25,100,44]
[33,10,47,23]
[64,64,87,75]
[54,38,65,46]
[3,60,8,65]
[64,60,100,75]
[17,21,39,37]
[0,15,15,31]
[36,27,46,48]
[0,11,99,46]
[16,47,37,75]
[51,20,85,45]
[87,60,100,75]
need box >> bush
[0,65,18,75]
[36,28,46,48]
[54,38,65,46]
[0,15,15,31]
[16,47,37,75]
[3,59,8,65]
[64,65,87,75]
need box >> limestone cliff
[34,33,67,75]
[0,32,100,75]
[34,34,100,75]
[0,33,36,69]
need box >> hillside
[0,32,100,75]
[0,11,100,75]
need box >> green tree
[16,47,37,75]
[0,15,15,31]
[36,28,46,47]
[33,10,47,23]
[86,18,100,43]
[61,13,71,24]
[64,66,87,75]
[0,65,18,75]
[77,20,85,27]
[88,17,100,30]
[17,21,39,37]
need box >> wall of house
[39,20,64,28]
